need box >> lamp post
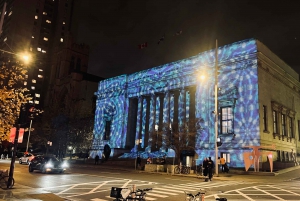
[68,146,73,159]
[155,125,158,148]
[214,39,219,176]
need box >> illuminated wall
[93,39,259,167]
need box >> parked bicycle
[0,170,14,189]
[174,165,190,174]
[184,190,205,201]
[110,187,152,201]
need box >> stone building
[92,39,300,168]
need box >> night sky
[72,0,300,79]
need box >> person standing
[95,155,100,165]
[202,157,208,176]
[207,157,215,181]
[137,155,141,168]
[220,156,226,172]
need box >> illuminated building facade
[92,39,300,168]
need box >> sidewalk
[1,158,300,200]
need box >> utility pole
[214,39,219,176]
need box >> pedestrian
[220,156,226,172]
[146,157,152,164]
[202,157,208,176]
[137,155,141,167]
[207,157,215,181]
[95,155,100,165]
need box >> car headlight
[45,162,54,168]
[62,161,68,168]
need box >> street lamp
[155,125,158,148]
[199,40,219,175]
[68,146,73,159]
[214,39,219,176]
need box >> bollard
[132,184,136,198]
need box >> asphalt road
[1,160,300,201]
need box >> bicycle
[184,190,205,201]
[174,165,190,174]
[0,170,14,189]
[111,187,152,201]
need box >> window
[24,81,27,86]
[43,37,48,41]
[35,93,40,98]
[37,47,41,51]
[8,11,12,16]
[43,12,47,15]
[42,50,46,53]
[34,100,39,105]
[60,38,63,42]
[281,114,286,136]
[289,117,294,138]
[3,37,7,42]
[221,152,230,163]
[221,107,233,134]
[38,75,43,78]
[35,15,38,19]
[38,69,43,71]
[46,20,51,23]
[32,36,34,38]
[31,86,35,90]
[273,111,278,133]
[263,105,267,131]
[32,79,36,83]
[63,21,65,24]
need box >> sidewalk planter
[145,164,165,172]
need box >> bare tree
[152,118,203,165]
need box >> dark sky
[71,0,300,79]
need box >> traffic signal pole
[7,103,23,188]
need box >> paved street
[1,160,300,200]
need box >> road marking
[146,192,168,198]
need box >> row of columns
[132,86,196,150]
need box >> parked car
[19,153,35,164]
[29,155,68,174]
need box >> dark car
[28,155,68,173]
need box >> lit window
[37,47,41,51]
[42,50,46,53]
[46,20,51,23]
[221,106,233,134]
[43,12,47,15]
[63,21,65,24]
[3,37,7,42]
[35,93,40,98]
[34,100,40,104]
[60,38,63,42]
[31,86,35,90]
[35,15,38,19]
[38,75,43,78]
[29,100,33,104]
[24,81,27,86]
[38,69,43,72]
[4,11,6,15]
[32,79,36,83]
[32,36,34,38]
[8,11,12,16]
[43,37,48,41]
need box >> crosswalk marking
[146,192,168,198]
[150,189,178,195]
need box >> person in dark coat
[202,157,208,176]
[137,155,141,167]
[95,155,100,165]
[207,157,215,181]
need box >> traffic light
[217,137,222,147]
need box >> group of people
[202,156,228,181]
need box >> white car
[19,153,35,164]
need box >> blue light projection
[93,39,259,167]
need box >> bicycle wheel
[174,166,180,174]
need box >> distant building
[0,0,76,107]
[93,39,300,168]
